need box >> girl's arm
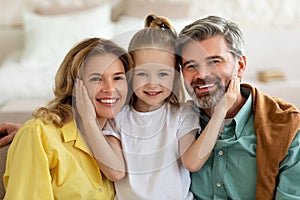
[180,77,239,172]
[75,80,125,181]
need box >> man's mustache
[191,76,220,87]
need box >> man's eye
[184,64,196,70]
[208,60,220,65]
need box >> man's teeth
[100,99,117,104]
[198,83,214,89]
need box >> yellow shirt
[3,118,114,200]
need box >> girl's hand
[75,79,97,122]
[215,76,240,113]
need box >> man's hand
[0,122,22,147]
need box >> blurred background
[0,0,299,119]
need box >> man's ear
[237,55,246,77]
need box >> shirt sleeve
[275,129,300,199]
[102,119,121,140]
[3,121,54,200]
[177,101,201,139]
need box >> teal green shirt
[190,87,300,200]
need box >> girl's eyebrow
[159,68,173,72]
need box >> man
[176,15,300,199]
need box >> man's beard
[186,75,231,109]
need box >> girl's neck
[133,100,165,112]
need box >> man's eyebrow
[205,55,225,61]
[182,60,196,68]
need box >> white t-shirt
[104,102,200,200]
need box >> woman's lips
[97,98,119,105]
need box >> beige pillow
[20,2,113,69]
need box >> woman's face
[82,53,128,119]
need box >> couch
[0,144,9,199]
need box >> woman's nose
[102,80,115,92]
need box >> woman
[3,37,133,199]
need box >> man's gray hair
[176,15,245,59]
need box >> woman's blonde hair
[128,13,185,106]
[34,37,133,127]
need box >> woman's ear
[237,55,247,77]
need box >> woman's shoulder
[17,117,61,140]
[22,117,57,130]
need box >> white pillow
[20,3,113,69]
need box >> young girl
[77,14,239,200]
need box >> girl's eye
[158,72,169,77]
[136,72,148,77]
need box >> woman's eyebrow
[114,72,125,75]
[88,72,102,77]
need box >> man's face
[181,35,241,108]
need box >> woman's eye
[90,77,101,82]
[114,76,125,81]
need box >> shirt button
[216,182,222,187]
[218,150,223,156]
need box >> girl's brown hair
[128,13,185,106]
[33,37,133,127]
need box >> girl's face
[82,53,128,119]
[132,49,175,112]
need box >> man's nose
[193,65,210,79]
